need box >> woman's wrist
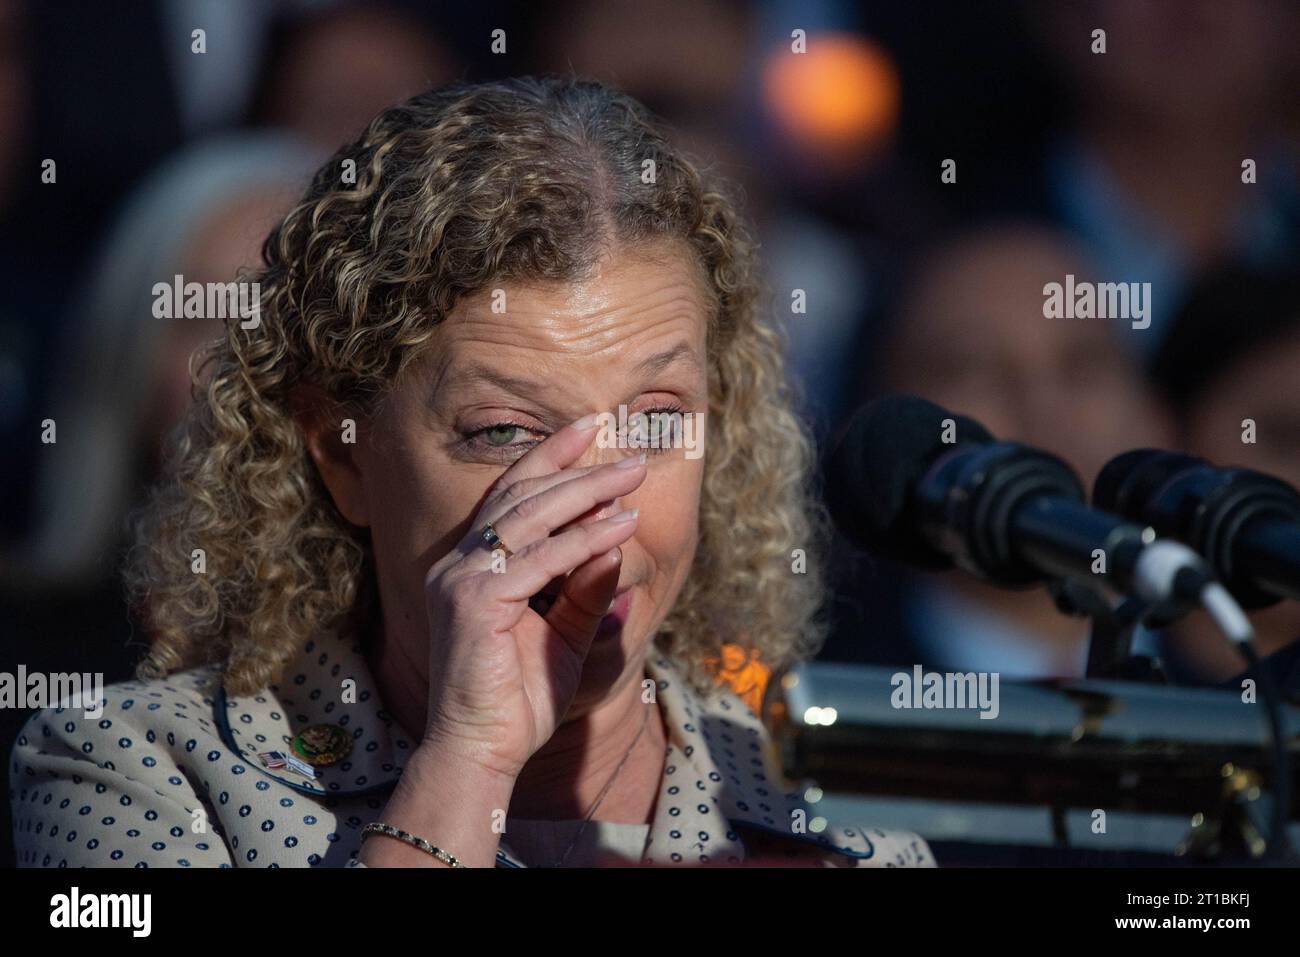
[361,740,518,868]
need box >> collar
[213,630,875,864]
[638,653,878,865]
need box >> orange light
[709,643,771,716]
[762,33,900,155]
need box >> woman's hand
[419,415,645,780]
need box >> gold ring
[480,521,513,558]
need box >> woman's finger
[466,455,646,571]
[486,413,604,495]
[543,547,624,655]
[475,509,640,612]
[449,415,608,564]
[479,460,610,517]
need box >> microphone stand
[1050,578,1167,682]
[1050,576,1293,859]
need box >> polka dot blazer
[9,629,934,868]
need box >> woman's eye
[483,424,523,447]
[463,421,543,459]
[625,405,686,453]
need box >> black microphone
[1094,450,1300,607]
[826,395,1206,601]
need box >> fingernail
[571,413,601,431]
[615,452,647,469]
[610,507,639,523]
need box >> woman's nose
[573,444,614,470]
[569,445,644,527]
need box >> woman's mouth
[526,583,632,639]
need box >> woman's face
[345,244,710,710]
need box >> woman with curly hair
[11,76,932,868]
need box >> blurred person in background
[757,23,936,438]
[1149,265,1300,686]
[0,0,22,193]
[7,133,321,592]
[1033,0,1300,354]
[825,222,1175,676]
[0,133,319,866]
[4,0,200,541]
[246,0,458,150]
[0,0,35,542]
[535,0,755,181]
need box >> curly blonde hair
[126,76,829,697]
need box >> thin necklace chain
[553,704,652,867]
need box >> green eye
[484,424,520,446]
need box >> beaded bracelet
[361,822,465,867]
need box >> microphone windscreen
[825,394,992,566]
[1093,449,1202,519]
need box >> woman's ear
[291,384,370,527]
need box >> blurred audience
[6,133,320,591]
[2,0,1299,870]
[246,1,458,149]
[0,128,317,866]
[0,0,33,541]
[1035,0,1300,354]
[0,0,23,195]
[826,223,1175,676]
[1,0,1297,774]
[1149,265,1300,682]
